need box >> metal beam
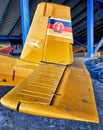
[20,0,30,46]
[9,0,34,36]
[95,1,103,18]
[94,37,103,53]
[0,0,13,29]
[0,35,21,40]
[63,0,69,5]
[87,0,94,57]
[8,18,20,36]
[74,40,87,48]
[96,0,103,3]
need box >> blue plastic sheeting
[87,0,94,58]
[85,57,103,83]
[20,0,30,46]
[0,35,21,40]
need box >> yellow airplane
[0,2,99,123]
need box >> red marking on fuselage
[12,70,16,81]
[0,47,13,54]
[2,79,6,82]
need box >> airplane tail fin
[20,2,73,65]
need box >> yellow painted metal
[20,3,48,64]
[1,60,99,123]
[20,2,73,65]
[1,64,65,105]
[43,36,73,65]
[0,54,38,86]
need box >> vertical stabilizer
[20,2,73,65]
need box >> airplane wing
[1,60,99,123]
[0,54,38,86]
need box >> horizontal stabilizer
[1,60,99,122]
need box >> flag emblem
[53,22,64,33]
[47,18,73,39]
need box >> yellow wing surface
[1,60,99,122]
[0,54,38,86]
